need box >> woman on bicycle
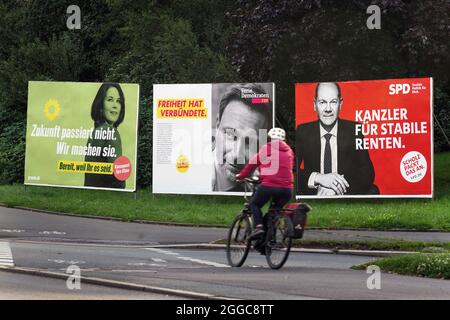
[236,127,294,239]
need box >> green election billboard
[24,81,139,191]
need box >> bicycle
[226,177,295,270]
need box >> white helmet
[268,127,286,140]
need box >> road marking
[0,229,25,233]
[39,231,67,235]
[0,242,14,267]
[59,268,99,272]
[127,262,166,267]
[176,256,230,268]
[145,247,229,268]
[48,259,86,265]
[145,248,179,255]
[151,258,167,263]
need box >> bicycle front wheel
[265,215,293,270]
[226,214,252,267]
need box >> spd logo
[389,83,411,95]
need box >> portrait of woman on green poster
[84,83,126,189]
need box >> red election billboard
[295,78,433,199]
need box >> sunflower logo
[44,99,61,121]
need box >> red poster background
[295,78,432,197]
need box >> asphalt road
[5,241,449,299]
[1,206,449,300]
[0,206,225,245]
[1,206,449,245]
[0,269,184,300]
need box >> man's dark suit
[295,119,375,195]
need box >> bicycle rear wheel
[265,214,293,270]
[226,214,252,267]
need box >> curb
[148,243,416,258]
[2,240,416,257]
[2,204,448,233]
[0,204,226,229]
[0,266,237,300]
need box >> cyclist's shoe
[248,226,264,240]
[258,247,266,255]
[254,240,266,255]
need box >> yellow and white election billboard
[153,83,275,195]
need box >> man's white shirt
[308,122,338,189]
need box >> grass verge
[353,253,450,279]
[293,239,450,252]
[213,238,450,252]
[0,152,448,230]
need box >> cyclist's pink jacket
[238,140,294,189]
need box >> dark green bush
[434,88,450,152]
[0,109,26,184]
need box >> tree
[107,10,239,186]
[227,0,450,149]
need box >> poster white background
[153,84,213,194]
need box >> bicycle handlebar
[244,177,260,184]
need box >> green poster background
[24,81,139,191]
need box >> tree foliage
[227,0,450,149]
[0,0,237,185]
[0,0,448,185]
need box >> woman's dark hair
[91,83,125,127]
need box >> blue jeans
[250,185,292,227]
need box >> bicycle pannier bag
[282,203,311,239]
